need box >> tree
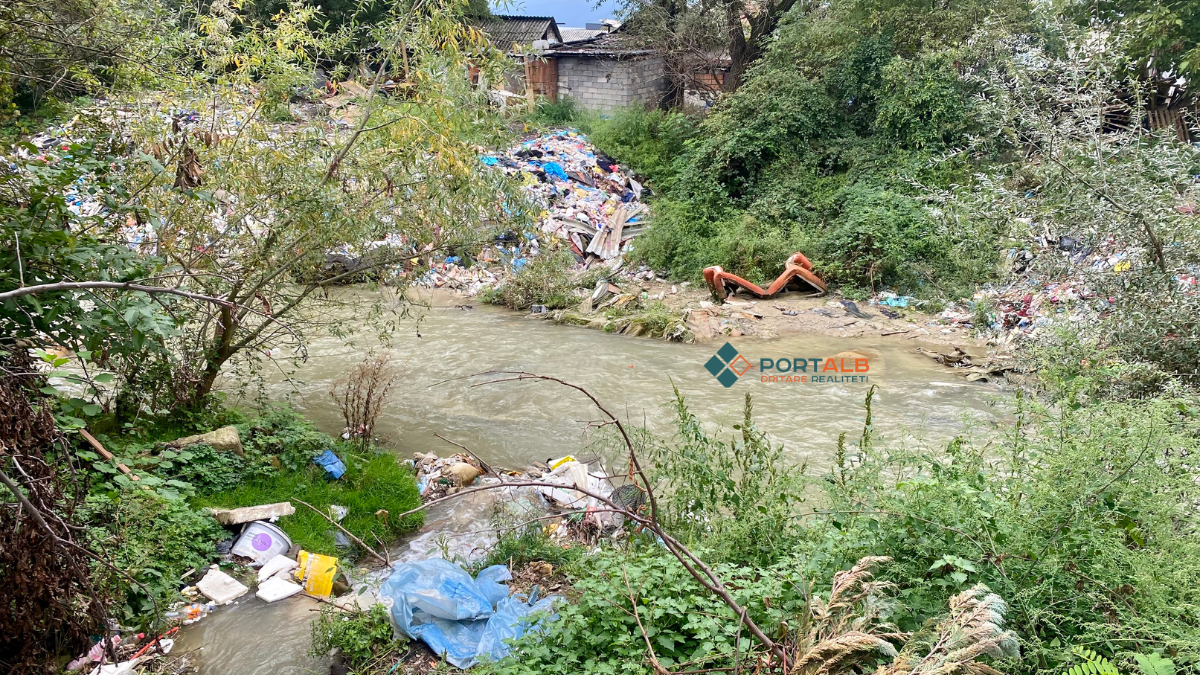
[0,0,169,109]
[1066,0,1200,94]
[34,0,527,408]
[944,24,1200,382]
[617,0,805,96]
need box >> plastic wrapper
[380,558,560,668]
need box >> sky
[493,0,622,27]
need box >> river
[247,289,1002,471]
[178,288,1005,675]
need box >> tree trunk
[192,304,236,405]
[722,0,799,93]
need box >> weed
[483,248,582,310]
[310,604,406,672]
[477,525,582,573]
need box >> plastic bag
[379,558,560,668]
[312,450,346,479]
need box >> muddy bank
[541,278,983,348]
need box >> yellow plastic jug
[295,550,338,598]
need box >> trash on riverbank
[485,130,650,261]
[210,501,296,525]
[196,567,249,605]
[231,521,292,565]
[380,558,561,669]
[414,451,487,500]
[415,129,654,298]
[256,576,305,603]
[313,449,347,479]
[258,554,300,582]
[295,550,339,597]
[703,252,827,300]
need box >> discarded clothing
[380,558,560,668]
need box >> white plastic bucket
[231,521,292,566]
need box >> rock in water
[447,462,483,486]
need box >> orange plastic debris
[703,252,827,300]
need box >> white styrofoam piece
[256,576,304,603]
[258,554,299,583]
[197,567,249,605]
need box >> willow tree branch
[0,280,234,305]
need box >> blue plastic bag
[312,450,346,479]
[380,558,560,668]
[541,161,568,181]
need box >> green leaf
[1134,653,1174,675]
[93,373,115,383]
[81,403,102,416]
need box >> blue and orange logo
[705,343,754,388]
[705,343,871,387]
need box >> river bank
[139,286,1009,674]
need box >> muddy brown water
[178,289,1006,675]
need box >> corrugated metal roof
[547,31,655,57]
[560,27,606,44]
[474,15,562,49]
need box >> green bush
[84,492,226,624]
[483,248,580,310]
[523,96,582,127]
[874,50,974,149]
[501,386,1200,674]
[486,546,801,675]
[684,71,839,198]
[478,525,583,572]
[583,107,698,186]
[310,604,404,669]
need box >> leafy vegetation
[311,604,407,672]
[482,248,582,310]
[479,382,1200,675]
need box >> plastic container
[231,521,292,566]
[295,550,339,597]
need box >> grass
[194,451,423,558]
[477,525,583,572]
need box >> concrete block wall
[556,56,666,112]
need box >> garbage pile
[870,231,1199,345]
[413,451,488,501]
[65,627,179,675]
[481,129,649,261]
[415,129,653,295]
[413,448,631,546]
